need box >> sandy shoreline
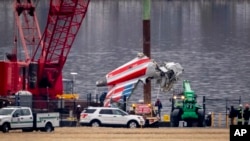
[0,127,229,141]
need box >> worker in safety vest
[237,104,243,125]
[243,104,250,125]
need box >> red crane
[0,0,90,108]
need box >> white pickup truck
[0,106,60,133]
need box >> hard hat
[208,112,211,115]
[239,104,243,107]
[77,105,81,108]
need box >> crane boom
[0,0,91,109]
[13,0,42,64]
[32,0,90,90]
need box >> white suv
[79,107,145,128]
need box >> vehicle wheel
[90,120,101,127]
[2,123,10,133]
[186,121,193,127]
[170,109,180,127]
[44,123,53,132]
[127,121,138,128]
[170,118,179,127]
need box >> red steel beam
[32,0,90,88]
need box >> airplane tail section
[96,52,184,107]
[104,79,139,107]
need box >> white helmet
[77,105,81,108]
[239,104,243,107]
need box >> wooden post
[226,113,228,128]
[218,113,221,127]
[143,0,151,104]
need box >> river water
[1,0,250,117]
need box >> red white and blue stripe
[98,53,184,107]
[104,78,139,107]
[101,54,153,107]
[106,55,151,86]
